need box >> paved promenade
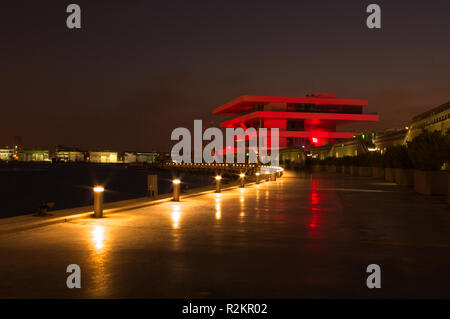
[0,171,449,298]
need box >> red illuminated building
[213,94,379,149]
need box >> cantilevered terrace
[213,94,379,149]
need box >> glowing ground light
[173,179,181,184]
[92,226,104,250]
[215,175,222,180]
[93,186,104,192]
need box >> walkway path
[0,171,449,298]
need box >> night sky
[1,0,449,151]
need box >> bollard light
[172,179,181,201]
[255,172,260,184]
[239,173,245,188]
[93,186,104,218]
[215,175,222,193]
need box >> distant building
[19,150,50,162]
[124,152,137,163]
[0,148,14,161]
[124,152,159,164]
[89,151,118,163]
[308,100,449,159]
[373,129,407,153]
[279,147,307,167]
[136,152,158,163]
[55,146,85,162]
[405,101,449,142]
[310,135,373,160]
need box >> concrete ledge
[0,179,257,235]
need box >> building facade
[89,151,118,163]
[19,150,50,162]
[213,94,379,150]
[55,146,85,162]
[124,152,159,163]
[0,148,14,161]
[373,129,407,153]
[405,101,449,142]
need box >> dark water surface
[0,163,214,218]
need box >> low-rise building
[405,101,449,142]
[124,152,159,163]
[280,147,307,167]
[373,129,407,153]
[19,150,50,162]
[124,152,137,163]
[89,151,118,163]
[136,152,158,163]
[55,146,85,162]
[310,135,373,160]
[0,148,14,161]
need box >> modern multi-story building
[213,94,379,150]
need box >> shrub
[356,153,371,167]
[392,145,414,168]
[305,157,320,169]
[368,151,384,167]
[407,130,450,170]
[342,156,352,166]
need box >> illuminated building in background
[213,94,379,150]
[89,151,118,163]
[55,146,85,162]
[0,148,14,161]
[405,101,449,142]
[124,152,159,164]
[19,150,50,162]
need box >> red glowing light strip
[214,95,368,115]
[220,111,379,128]
[279,131,355,139]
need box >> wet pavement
[0,171,449,298]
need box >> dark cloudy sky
[1,0,449,151]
